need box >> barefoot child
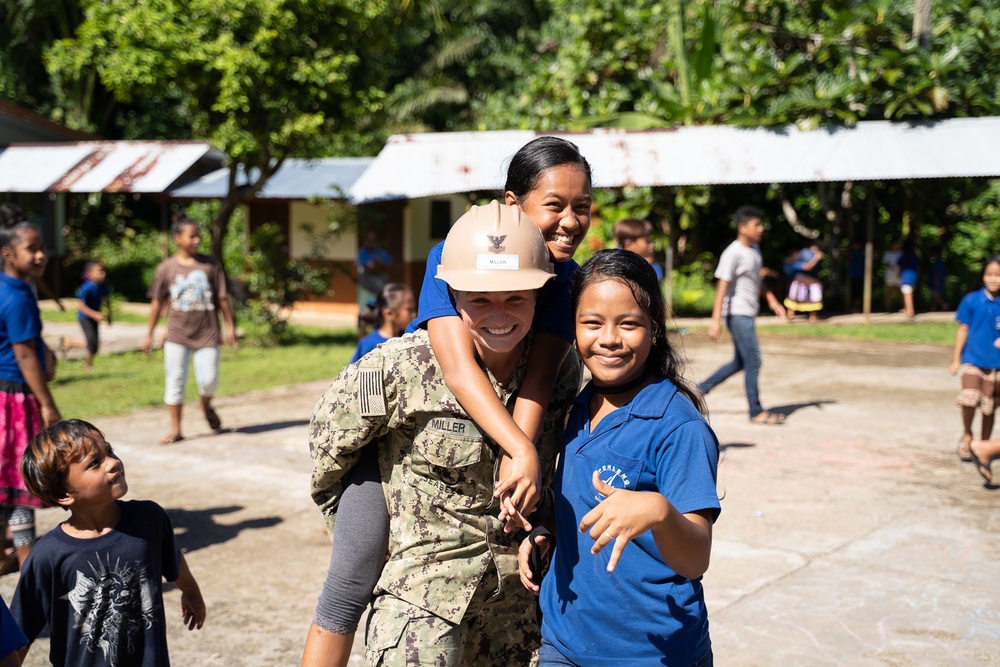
[302,137,593,666]
[951,254,1000,463]
[63,260,112,370]
[350,283,416,363]
[12,419,206,665]
[143,216,237,443]
[519,249,720,667]
[0,223,61,571]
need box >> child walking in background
[13,419,206,665]
[62,260,112,370]
[951,254,1000,466]
[520,249,720,667]
[350,283,415,364]
[143,216,237,444]
[0,222,60,573]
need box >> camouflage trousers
[365,567,540,666]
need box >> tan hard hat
[436,200,554,291]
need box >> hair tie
[367,298,377,309]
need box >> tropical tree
[46,0,395,258]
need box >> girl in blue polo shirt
[951,254,1000,475]
[521,249,720,667]
[0,223,61,572]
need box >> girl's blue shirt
[350,330,390,364]
[0,273,45,384]
[540,376,720,667]
[955,288,1000,369]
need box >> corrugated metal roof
[167,157,374,200]
[0,141,219,193]
[349,118,1000,203]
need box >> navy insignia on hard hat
[486,235,507,253]
[358,368,386,416]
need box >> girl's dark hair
[985,254,1000,271]
[572,249,705,414]
[170,214,200,237]
[0,203,26,227]
[359,283,411,328]
[0,221,40,252]
[503,136,593,201]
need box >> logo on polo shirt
[594,464,631,501]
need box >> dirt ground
[2,322,998,666]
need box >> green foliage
[762,320,958,347]
[241,223,330,344]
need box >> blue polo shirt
[540,377,721,667]
[406,240,577,341]
[956,288,1000,369]
[0,273,46,384]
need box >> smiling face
[452,289,536,358]
[58,434,128,509]
[574,277,653,389]
[506,164,592,263]
[2,227,48,281]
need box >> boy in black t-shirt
[12,420,205,666]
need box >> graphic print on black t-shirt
[63,553,159,666]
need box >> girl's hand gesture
[579,470,669,573]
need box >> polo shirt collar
[575,374,677,424]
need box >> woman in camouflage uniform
[308,202,580,666]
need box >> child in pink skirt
[0,222,61,571]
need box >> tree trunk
[913,0,932,49]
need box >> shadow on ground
[232,419,310,434]
[770,400,836,418]
[166,505,282,553]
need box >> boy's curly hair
[21,420,107,509]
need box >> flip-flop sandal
[205,408,222,431]
[968,443,993,484]
[956,437,973,462]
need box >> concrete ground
[3,307,997,666]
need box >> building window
[430,200,451,239]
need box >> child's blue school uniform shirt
[405,240,577,341]
[956,288,1000,369]
[351,330,390,363]
[0,272,45,384]
[76,279,110,322]
[540,377,720,667]
[12,500,181,667]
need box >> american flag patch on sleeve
[358,368,386,416]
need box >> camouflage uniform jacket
[309,329,580,624]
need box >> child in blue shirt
[520,249,720,667]
[350,283,415,364]
[0,223,60,571]
[62,260,112,370]
[951,254,1000,471]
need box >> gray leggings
[312,445,389,634]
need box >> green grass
[759,320,957,346]
[51,327,358,419]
